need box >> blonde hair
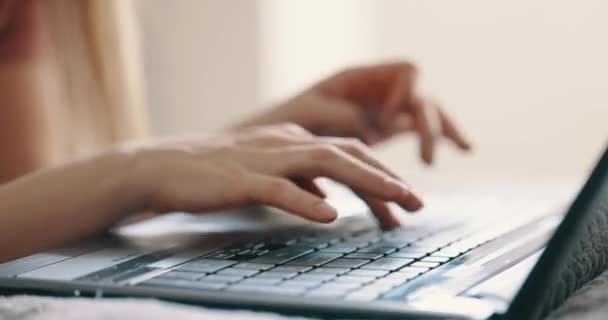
[45,0,147,157]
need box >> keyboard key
[383,272,418,283]
[381,230,423,242]
[398,267,426,275]
[406,245,439,253]
[345,253,383,260]
[250,243,286,251]
[357,245,396,254]
[375,239,412,248]
[324,258,370,269]
[232,263,275,271]
[205,251,236,260]
[177,259,236,273]
[295,237,332,249]
[415,238,453,248]
[285,252,342,267]
[321,245,358,254]
[361,258,413,271]
[216,268,259,277]
[253,271,298,280]
[441,245,469,254]
[390,251,427,259]
[347,269,389,278]
[235,250,268,260]
[271,266,313,273]
[410,261,440,269]
[238,278,282,286]
[306,267,350,275]
[421,256,450,263]
[292,274,336,282]
[343,232,380,246]
[281,279,322,289]
[249,246,314,264]
[317,282,361,290]
[158,271,205,281]
[202,274,244,283]
[334,275,376,284]
[306,284,359,297]
[345,290,381,301]
[140,278,226,291]
[263,286,308,296]
[432,250,460,258]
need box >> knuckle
[257,179,290,202]
[333,138,367,158]
[278,122,307,134]
[309,145,341,161]
[343,138,366,152]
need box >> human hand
[236,62,471,164]
[127,124,423,229]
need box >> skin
[0,1,472,263]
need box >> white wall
[136,0,260,134]
[370,0,608,182]
[136,0,608,183]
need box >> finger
[247,174,337,223]
[293,177,327,198]
[274,123,314,138]
[436,107,472,151]
[279,145,423,212]
[301,94,383,145]
[413,98,437,165]
[391,114,416,133]
[357,193,402,230]
[321,137,401,180]
[293,137,424,212]
[378,113,416,140]
[357,107,384,145]
[384,68,417,120]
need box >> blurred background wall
[135,0,608,186]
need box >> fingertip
[461,140,473,151]
[400,189,424,212]
[313,201,338,223]
[421,153,433,166]
[381,215,402,230]
[409,195,424,211]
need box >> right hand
[127,123,423,229]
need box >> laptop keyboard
[135,224,497,301]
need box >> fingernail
[314,202,338,222]
[383,217,402,230]
[408,193,424,211]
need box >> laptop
[1,145,607,320]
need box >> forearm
[0,150,139,263]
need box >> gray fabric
[525,186,608,319]
[548,268,608,320]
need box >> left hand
[236,61,472,165]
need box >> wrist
[99,146,150,217]
[231,99,301,130]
